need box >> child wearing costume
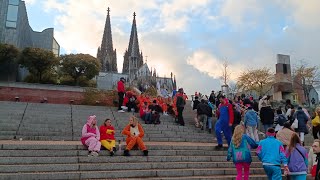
[227,125,258,180]
[81,115,101,156]
[100,118,116,156]
[122,116,148,156]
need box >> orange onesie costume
[122,116,148,156]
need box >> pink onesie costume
[81,115,101,152]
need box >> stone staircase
[0,100,314,179]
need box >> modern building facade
[0,0,60,81]
[0,0,60,55]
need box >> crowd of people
[81,77,320,179]
[117,77,188,126]
[192,90,320,179]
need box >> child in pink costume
[81,115,101,156]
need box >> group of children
[81,115,148,157]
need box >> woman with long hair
[227,125,258,180]
[285,133,308,180]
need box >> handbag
[291,118,298,129]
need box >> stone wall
[0,86,84,104]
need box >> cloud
[35,0,320,95]
[24,0,37,5]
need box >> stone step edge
[0,167,265,175]
[0,141,219,146]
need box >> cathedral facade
[96,8,176,92]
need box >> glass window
[9,0,19,5]
[6,21,16,28]
[6,5,18,21]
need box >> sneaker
[121,106,128,110]
[118,110,125,113]
[87,151,93,157]
[208,129,212,134]
[143,150,149,156]
[124,150,130,156]
[91,151,99,157]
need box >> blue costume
[215,100,234,146]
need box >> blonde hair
[130,116,139,125]
[316,107,320,116]
[232,125,244,148]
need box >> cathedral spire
[122,12,143,73]
[97,7,117,72]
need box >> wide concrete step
[0,156,260,165]
[0,167,266,180]
[0,162,263,173]
[0,149,253,157]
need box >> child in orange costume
[100,118,116,156]
[122,116,148,156]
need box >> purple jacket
[286,144,308,175]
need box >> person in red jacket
[100,119,116,156]
[122,116,148,156]
[117,77,126,112]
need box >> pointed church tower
[122,12,143,74]
[97,7,117,72]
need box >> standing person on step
[311,139,320,180]
[81,115,101,156]
[215,96,234,149]
[122,116,148,156]
[256,128,288,180]
[227,125,258,180]
[293,106,309,146]
[100,118,116,156]
[176,88,186,126]
[117,77,126,113]
[285,133,308,180]
[244,106,259,142]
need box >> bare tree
[220,60,231,86]
[292,60,320,106]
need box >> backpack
[278,114,287,126]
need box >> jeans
[235,162,250,180]
[263,165,282,180]
[207,117,212,129]
[246,125,259,142]
[288,174,307,180]
[263,124,273,132]
[144,112,152,123]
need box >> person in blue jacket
[257,127,288,180]
[227,125,258,180]
[215,95,234,149]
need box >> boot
[113,147,117,152]
[124,149,130,156]
[143,150,149,156]
[208,129,212,134]
[110,151,114,156]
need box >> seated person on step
[147,100,162,124]
[122,116,148,156]
[100,118,116,156]
[81,115,101,156]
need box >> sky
[23,0,320,95]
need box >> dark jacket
[176,95,185,108]
[205,104,213,117]
[193,100,200,110]
[260,106,274,125]
[197,103,208,115]
[233,110,241,125]
[294,109,309,133]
